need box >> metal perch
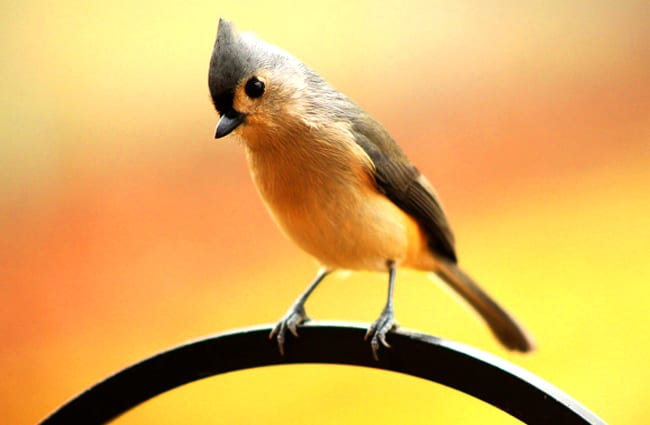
[41,322,606,424]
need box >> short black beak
[215,110,245,139]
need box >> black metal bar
[40,322,606,424]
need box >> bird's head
[208,19,315,143]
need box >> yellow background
[2,1,649,423]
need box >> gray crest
[208,18,294,114]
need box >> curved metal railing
[41,322,606,424]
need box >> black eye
[244,77,265,99]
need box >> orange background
[2,1,649,424]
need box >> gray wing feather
[351,115,457,262]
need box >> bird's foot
[269,303,309,356]
[365,307,397,361]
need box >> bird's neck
[244,125,336,194]
[242,120,370,209]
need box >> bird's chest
[246,143,365,234]
[244,143,409,270]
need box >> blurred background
[2,0,649,423]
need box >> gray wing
[352,115,458,263]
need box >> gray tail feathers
[435,259,535,352]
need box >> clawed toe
[365,308,397,361]
[270,305,309,356]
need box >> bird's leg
[365,260,398,360]
[270,267,330,355]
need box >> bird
[207,18,534,360]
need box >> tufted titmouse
[208,19,534,359]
